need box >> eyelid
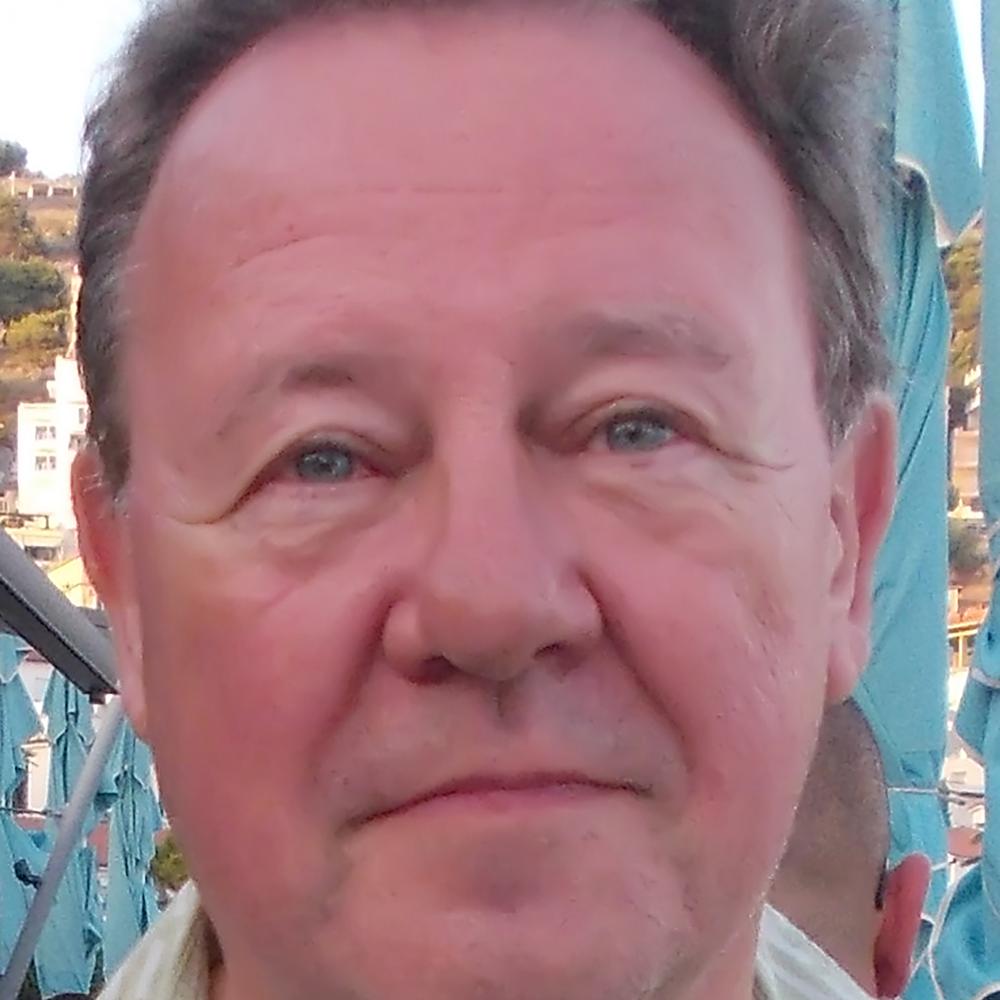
[282,439,363,477]
[590,403,766,467]
[234,434,373,505]
[275,435,383,479]
[567,400,691,447]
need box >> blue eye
[292,444,357,482]
[604,411,676,453]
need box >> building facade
[15,354,88,530]
[952,365,983,515]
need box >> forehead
[133,3,801,268]
[126,2,813,412]
[152,6,758,180]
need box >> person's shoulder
[755,905,873,1000]
[99,882,210,1000]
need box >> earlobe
[874,853,931,997]
[826,397,897,703]
[72,446,149,738]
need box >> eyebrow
[215,349,401,440]
[550,308,734,371]
[214,308,733,438]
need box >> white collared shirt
[755,904,874,999]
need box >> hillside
[0,176,78,450]
[0,350,54,447]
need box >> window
[34,454,56,472]
[26,546,58,562]
[34,425,55,441]
[12,776,27,812]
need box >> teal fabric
[930,862,1000,1000]
[862,0,980,786]
[949,649,1000,998]
[103,721,162,976]
[32,672,115,999]
[0,634,43,977]
[894,0,983,241]
[855,5,982,997]
[945,3,1000,997]
[0,636,39,823]
[852,174,952,999]
[858,174,951,763]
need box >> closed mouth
[356,772,650,826]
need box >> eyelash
[245,438,373,499]
[567,401,697,454]
[250,403,690,497]
[591,406,679,452]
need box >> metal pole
[0,528,117,695]
[0,698,126,1000]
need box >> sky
[1,0,146,178]
[0,0,989,179]
[953,0,987,158]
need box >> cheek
[127,509,413,927]
[577,470,830,860]
[607,558,823,904]
[129,510,386,831]
[581,457,833,670]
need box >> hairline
[77,0,892,491]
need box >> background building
[952,364,983,512]
[15,354,87,531]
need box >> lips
[354,771,648,826]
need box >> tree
[0,139,28,176]
[950,326,980,385]
[945,222,984,386]
[949,519,988,578]
[0,195,45,259]
[0,258,67,325]
[150,830,189,894]
[5,309,68,351]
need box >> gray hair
[78,0,892,491]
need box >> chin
[300,840,696,1000]
[219,809,723,1000]
[313,904,687,1000]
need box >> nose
[382,446,602,684]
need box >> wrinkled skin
[75,5,895,1000]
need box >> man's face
[78,5,893,999]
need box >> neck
[211,913,763,1000]
[669,917,761,1000]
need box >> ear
[825,396,897,703]
[72,445,149,739]
[874,853,931,998]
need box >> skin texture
[74,5,896,1000]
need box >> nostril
[411,656,454,685]
[537,643,577,677]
